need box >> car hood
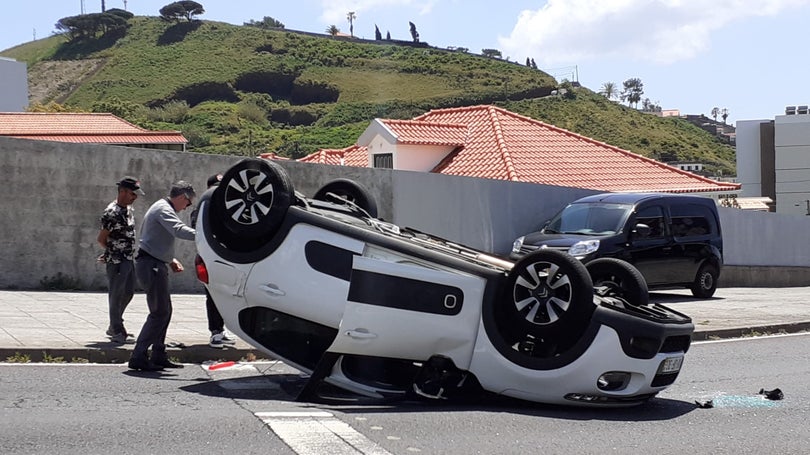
[521,232,606,247]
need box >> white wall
[775,114,810,215]
[0,57,28,112]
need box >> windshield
[543,202,632,235]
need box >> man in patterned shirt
[97,177,144,344]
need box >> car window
[546,203,632,235]
[634,206,665,239]
[669,203,715,238]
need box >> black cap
[117,177,145,195]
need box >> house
[284,105,740,196]
[0,57,28,112]
[737,105,810,215]
[0,112,187,151]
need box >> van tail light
[195,254,209,284]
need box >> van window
[670,203,715,238]
[634,206,665,239]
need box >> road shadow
[180,373,698,421]
[649,291,725,304]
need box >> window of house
[373,153,393,169]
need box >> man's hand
[170,259,184,273]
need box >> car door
[668,203,717,283]
[625,204,676,285]
[326,254,487,370]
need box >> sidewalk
[1,288,809,363]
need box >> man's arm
[97,229,110,249]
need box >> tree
[620,78,644,108]
[481,48,502,58]
[600,82,617,100]
[244,16,284,29]
[374,25,382,40]
[530,58,537,69]
[711,107,719,121]
[347,11,355,37]
[159,1,205,23]
[526,57,531,67]
[721,108,729,124]
[326,25,340,36]
[55,11,130,41]
[101,0,106,12]
[409,21,419,42]
[386,31,391,40]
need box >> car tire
[209,158,294,252]
[586,258,649,306]
[313,179,378,218]
[691,262,719,298]
[500,249,595,344]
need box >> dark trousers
[106,260,135,334]
[132,256,171,361]
[205,288,225,334]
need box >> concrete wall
[0,57,29,112]
[2,136,810,292]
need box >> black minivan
[510,193,723,298]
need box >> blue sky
[1,0,809,125]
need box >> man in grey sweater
[128,181,197,371]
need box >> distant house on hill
[0,112,187,151]
[275,105,740,196]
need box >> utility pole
[80,0,85,14]
[123,0,128,11]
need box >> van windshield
[543,202,632,235]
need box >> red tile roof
[0,112,187,145]
[297,105,741,194]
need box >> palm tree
[711,107,719,121]
[721,108,729,124]
[326,25,340,36]
[347,11,356,37]
[600,82,617,100]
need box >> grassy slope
[1,17,735,174]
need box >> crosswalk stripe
[256,411,393,455]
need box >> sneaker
[220,332,237,345]
[110,332,135,344]
[128,357,163,371]
[209,333,225,349]
[107,327,134,338]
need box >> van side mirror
[633,223,651,238]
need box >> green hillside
[1,16,735,175]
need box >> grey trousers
[106,260,135,335]
[132,256,171,361]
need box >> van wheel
[208,158,293,251]
[499,250,595,345]
[313,179,378,218]
[691,263,719,298]
[586,258,649,306]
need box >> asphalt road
[1,332,808,454]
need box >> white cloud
[319,0,438,25]
[498,0,810,66]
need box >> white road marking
[693,331,810,345]
[256,411,393,455]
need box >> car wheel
[209,158,293,251]
[691,262,719,298]
[586,258,649,306]
[313,179,378,218]
[500,249,595,344]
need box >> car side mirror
[632,223,651,238]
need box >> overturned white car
[195,158,694,406]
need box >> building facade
[0,57,28,112]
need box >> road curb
[3,322,810,364]
[0,346,266,364]
[690,321,810,341]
